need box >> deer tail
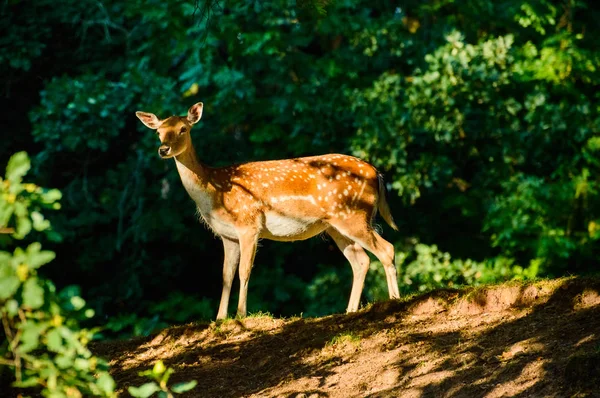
[377,173,399,231]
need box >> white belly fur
[262,212,326,241]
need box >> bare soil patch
[93,277,600,397]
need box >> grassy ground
[93,276,600,397]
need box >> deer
[135,102,400,320]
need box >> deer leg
[327,228,371,313]
[236,229,259,318]
[376,234,400,299]
[331,217,400,300]
[216,237,240,320]
[360,231,400,299]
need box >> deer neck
[173,144,216,205]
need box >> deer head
[135,102,203,159]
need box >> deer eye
[179,127,187,135]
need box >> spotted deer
[136,102,400,319]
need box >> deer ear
[187,102,203,124]
[135,111,162,130]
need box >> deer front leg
[236,228,259,318]
[216,237,240,320]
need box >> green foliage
[0,153,116,397]
[128,360,197,398]
[305,264,352,316]
[0,152,61,241]
[102,293,214,339]
[397,244,539,294]
[31,75,136,153]
[2,0,600,322]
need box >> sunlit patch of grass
[326,332,361,347]
[212,316,235,326]
[243,310,274,319]
[285,313,304,322]
[210,318,238,337]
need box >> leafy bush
[128,360,197,398]
[397,244,539,294]
[0,152,116,396]
[0,151,61,242]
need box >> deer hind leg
[217,237,240,320]
[236,228,259,318]
[330,216,400,301]
[327,228,371,313]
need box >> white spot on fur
[274,195,317,205]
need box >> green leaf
[153,360,166,375]
[59,284,81,299]
[128,382,161,398]
[74,357,90,370]
[28,250,56,269]
[0,251,11,264]
[6,151,30,182]
[54,354,73,369]
[46,368,57,391]
[19,321,46,353]
[0,274,20,299]
[31,211,51,231]
[26,241,42,252]
[46,328,63,353]
[0,202,14,227]
[97,372,116,394]
[26,242,56,268]
[46,230,63,242]
[23,277,45,309]
[42,188,62,203]
[70,296,86,310]
[13,377,40,388]
[162,367,174,385]
[6,299,19,316]
[12,246,25,260]
[13,201,27,217]
[171,380,198,393]
[14,210,32,239]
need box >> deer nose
[158,145,171,157]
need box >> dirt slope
[94,277,600,398]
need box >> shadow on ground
[92,277,600,398]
